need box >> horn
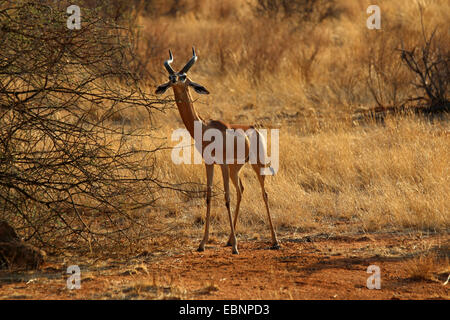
[164,50,175,75]
[179,47,197,74]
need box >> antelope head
[155,47,210,95]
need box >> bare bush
[364,31,411,110]
[398,29,449,112]
[364,6,449,114]
[0,1,170,253]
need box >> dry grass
[81,0,450,253]
[146,114,448,242]
[405,251,450,282]
[121,0,450,246]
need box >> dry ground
[0,232,448,300]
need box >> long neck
[172,85,204,139]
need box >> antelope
[155,48,279,254]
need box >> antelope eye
[169,75,177,82]
[179,74,186,81]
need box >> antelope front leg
[227,164,243,247]
[198,164,214,252]
[221,164,238,254]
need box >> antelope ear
[189,81,209,95]
[155,82,171,94]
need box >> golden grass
[78,0,450,245]
[145,114,448,239]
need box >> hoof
[232,248,239,254]
[270,243,280,250]
[197,246,205,252]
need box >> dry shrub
[399,28,449,112]
[406,251,449,282]
[133,0,202,18]
[363,28,414,109]
[0,0,173,253]
[254,0,342,22]
[361,2,449,111]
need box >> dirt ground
[0,233,448,300]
